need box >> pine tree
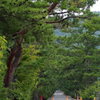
[0,0,99,100]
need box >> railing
[50,96,98,100]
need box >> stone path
[48,90,76,100]
[54,95,66,100]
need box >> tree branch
[46,16,89,24]
[48,3,58,13]
[49,11,68,15]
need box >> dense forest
[0,0,100,100]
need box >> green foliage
[0,36,7,100]
[0,0,100,100]
[80,81,100,99]
[50,17,100,98]
[0,36,7,86]
[36,16,100,99]
[6,45,41,100]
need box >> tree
[51,16,100,99]
[36,15,100,100]
[0,0,99,100]
[0,1,55,99]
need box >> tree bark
[48,3,58,13]
[4,44,22,87]
[4,29,26,87]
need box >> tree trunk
[48,3,58,13]
[34,91,40,100]
[4,44,22,87]
[4,29,27,87]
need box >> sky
[32,0,100,11]
[90,0,100,11]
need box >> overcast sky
[32,0,100,11]
[90,0,100,11]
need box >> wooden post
[77,96,79,100]
[80,97,82,100]
[94,97,96,100]
[51,96,54,100]
[66,96,68,100]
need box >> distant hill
[93,11,100,15]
